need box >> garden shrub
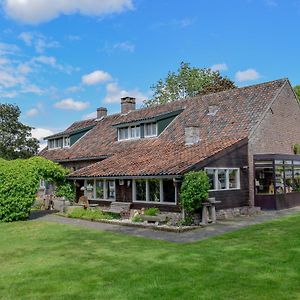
[67,208,119,221]
[144,207,159,216]
[180,171,210,224]
[293,144,300,155]
[0,157,69,222]
[55,181,75,202]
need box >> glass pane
[136,179,146,201]
[255,167,274,195]
[148,179,160,202]
[275,160,283,165]
[217,169,226,190]
[285,167,293,193]
[95,180,104,199]
[163,179,175,203]
[255,161,272,165]
[206,169,215,190]
[136,126,140,138]
[294,167,300,191]
[275,166,284,194]
[107,180,115,199]
[229,169,238,189]
[294,161,300,165]
[284,160,293,165]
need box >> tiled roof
[40,78,288,177]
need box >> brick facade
[248,82,300,205]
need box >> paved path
[29,207,300,243]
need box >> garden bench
[102,202,131,215]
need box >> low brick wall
[216,206,261,220]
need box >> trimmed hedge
[0,157,69,222]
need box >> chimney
[97,107,107,119]
[121,97,136,114]
[185,127,200,145]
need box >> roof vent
[97,107,107,119]
[185,127,200,145]
[207,105,219,116]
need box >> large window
[255,167,274,195]
[84,179,115,201]
[118,126,140,141]
[133,178,177,204]
[48,137,70,149]
[205,168,240,191]
[144,122,157,137]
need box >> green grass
[1,214,300,300]
[67,207,120,221]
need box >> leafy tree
[294,85,300,102]
[144,62,236,106]
[0,103,39,160]
[180,171,210,224]
[0,157,71,222]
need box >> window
[284,166,293,193]
[148,179,160,202]
[107,180,115,199]
[95,180,104,199]
[255,167,274,195]
[48,137,70,149]
[275,166,284,194]
[205,168,240,191]
[133,178,177,203]
[84,179,115,200]
[135,179,147,201]
[144,122,157,137]
[118,126,140,141]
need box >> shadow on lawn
[29,210,58,220]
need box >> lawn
[1,214,300,300]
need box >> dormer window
[118,125,140,141]
[48,136,70,149]
[144,122,157,137]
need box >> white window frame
[205,168,240,191]
[84,179,116,201]
[144,122,158,138]
[132,178,177,205]
[118,126,141,141]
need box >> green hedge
[0,157,69,222]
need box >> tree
[294,85,300,102]
[144,62,236,107]
[0,104,39,160]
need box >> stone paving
[29,207,300,243]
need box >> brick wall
[248,82,300,205]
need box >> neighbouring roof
[40,78,288,177]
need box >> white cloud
[235,69,261,82]
[67,35,81,41]
[82,70,112,85]
[18,31,59,53]
[104,82,147,104]
[82,111,97,120]
[31,127,55,150]
[0,42,19,56]
[54,98,89,111]
[31,56,77,74]
[113,41,135,52]
[0,69,25,88]
[26,108,39,117]
[211,63,228,72]
[66,85,83,93]
[3,0,133,24]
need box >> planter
[140,214,167,223]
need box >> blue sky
[0,0,299,147]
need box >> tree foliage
[180,171,210,214]
[0,103,39,160]
[0,157,70,222]
[294,85,300,102]
[144,62,236,107]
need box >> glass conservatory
[254,154,300,209]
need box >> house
[40,78,300,212]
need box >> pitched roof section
[40,78,288,176]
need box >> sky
[0,0,299,148]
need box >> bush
[0,157,69,222]
[131,215,143,222]
[67,208,119,221]
[180,170,210,214]
[55,181,75,201]
[293,144,300,155]
[144,207,159,216]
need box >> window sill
[133,201,177,205]
[209,188,241,192]
[89,198,116,202]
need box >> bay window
[84,179,115,201]
[205,168,240,191]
